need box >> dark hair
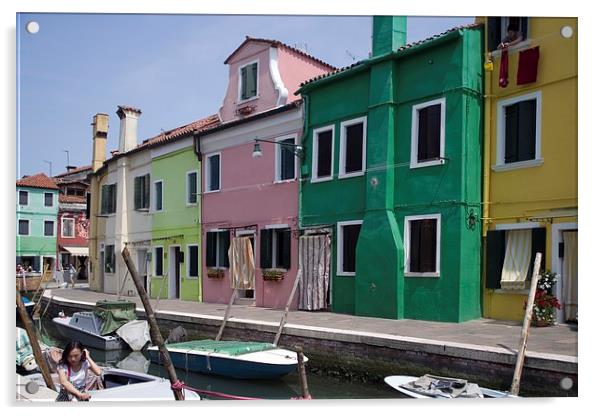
[507,24,519,32]
[59,341,85,366]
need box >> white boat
[53,312,128,350]
[384,375,517,399]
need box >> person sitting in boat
[56,341,102,401]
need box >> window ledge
[493,289,530,295]
[204,189,221,194]
[310,176,333,184]
[492,158,543,172]
[339,171,365,179]
[410,159,447,169]
[490,39,533,58]
[237,95,260,105]
[273,179,297,184]
[404,272,440,278]
[337,272,356,277]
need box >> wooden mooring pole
[273,272,301,346]
[295,346,311,399]
[121,247,184,400]
[510,252,542,397]
[16,289,55,391]
[216,289,237,341]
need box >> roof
[16,173,59,190]
[59,194,87,204]
[298,24,482,90]
[54,165,92,178]
[224,36,337,70]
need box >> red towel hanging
[517,46,540,85]
[499,46,509,88]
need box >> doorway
[235,231,255,300]
[552,223,578,323]
[169,246,181,299]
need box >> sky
[16,14,474,178]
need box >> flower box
[207,268,225,279]
[262,269,285,281]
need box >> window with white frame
[411,98,446,168]
[134,174,150,210]
[339,117,366,177]
[154,181,163,212]
[239,61,258,101]
[276,137,296,181]
[154,246,164,276]
[495,91,542,169]
[186,171,198,204]
[487,17,529,52]
[61,217,75,238]
[44,192,54,207]
[18,219,29,235]
[404,214,441,276]
[19,190,28,206]
[337,221,362,276]
[206,231,230,268]
[44,220,54,237]
[260,227,291,269]
[312,125,334,182]
[205,153,221,192]
[105,245,115,274]
[187,245,199,277]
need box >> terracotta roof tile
[59,194,87,204]
[136,114,221,149]
[16,173,59,190]
[54,165,92,178]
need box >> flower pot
[534,319,551,327]
[262,270,285,281]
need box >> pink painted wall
[277,46,333,103]
[201,137,300,309]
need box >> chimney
[372,16,407,58]
[91,113,109,173]
[116,105,142,153]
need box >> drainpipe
[483,46,493,318]
[193,132,203,302]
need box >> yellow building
[476,17,578,322]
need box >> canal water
[32,317,403,400]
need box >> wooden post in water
[273,272,301,346]
[121,247,184,400]
[16,289,55,390]
[510,252,542,397]
[216,289,237,341]
[295,346,311,399]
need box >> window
[206,231,230,268]
[66,188,85,196]
[44,192,54,207]
[260,227,291,269]
[105,245,115,273]
[18,219,29,235]
[312,126,334,182]
[339,117,367,177]
[404,214,441,277]
[101,184,117,215]
[411,98,446,168]
[337,221,362,276]
[495,91,542,170]
[134,174,150,210]
[485,226,546,290]
[188,245,199,277]
[487,17,529,52]
[239,61,258,101]
[186,171,198,204]
[62,218,75,238]
[276,137,296,181]
[19,190,28,206]
[154,181,163,212]
[154,246,164,276]
[44,221,54,237]
[205,153,221,192]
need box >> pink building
[194,37,334,308]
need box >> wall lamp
[252,138,304,159]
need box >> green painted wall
[150,146,201,302]
[16,187,59,262]
[299,23,483,322]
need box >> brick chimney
[372,16,407,58]
[116,105,142,153]
[91,113,109,173]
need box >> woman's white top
[58,361,89,389]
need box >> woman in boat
[56,341,102,401]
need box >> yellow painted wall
[477,17,578,320]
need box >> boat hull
[53,317,127,351]
[384,376,516,398]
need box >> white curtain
[562,231,578,321]
[228,237,255,290]
[500,229,532,290]
[298,234,331,311]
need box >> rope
[170,380,262,400]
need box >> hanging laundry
[499,46,509,88]
[228,237,255,290]
[517,46,540,85]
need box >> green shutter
[281,229,291,270]
[206,232,216,267]
[134,177,141,210]
[485,230,506,289]
[249,63,257,97]
[260,229,272,269]
[143,174,150,209]
[240,66,248,99]
[221,231,231,268]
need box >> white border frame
[101,183,117,216]
[339,116,367,179]
[204,152,222,193]
[237,59,260,104]
[133,174,150,211]
[410,97,447,169]
[153,245,164,276]
[311,124,335,183]
[551,222,578,323]
[185,170,199,206]
[153,180,164,212]
[43,220,55,237]
[404,213,441,277]
[61,217,75,238]
[18,190,28,206]
[493,90,543,171]
[207,229,228,269]
[18,218,30,236]
[274,134,298,183]
[186,244,199,279]
[337,220,363,277]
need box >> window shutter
[206,232,216,267]
[504,103,519,163]
[111,184,117,214]
[529,227,546,277]
[249,63,257,97]
[221,231,231,267]
[485,230,506,289]
[188,173,197,203]
[260,229,272,268]
[487,17,501,52]
[317,130,333,177]
[517,100,536,161]
[281,229,291,270]
[240,66,248,99]
[101,186,107,214]
[134,177,141,210]
[143,175,150,209]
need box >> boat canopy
[93,300,137,335]
[166,340,277,356]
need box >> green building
[296,17,483,322]
[16,173,60,273]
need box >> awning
[63,246,89,256]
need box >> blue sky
[17,14,473,177]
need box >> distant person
[69,264,77,288]
[55,341,102,401]
[498,24,523,49]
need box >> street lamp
[251,138,304,159]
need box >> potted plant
[525,270,562,327]
[207,268,225,279]
[262,269,285,281]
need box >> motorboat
[384,375,517,398]
[53,311,128,350]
